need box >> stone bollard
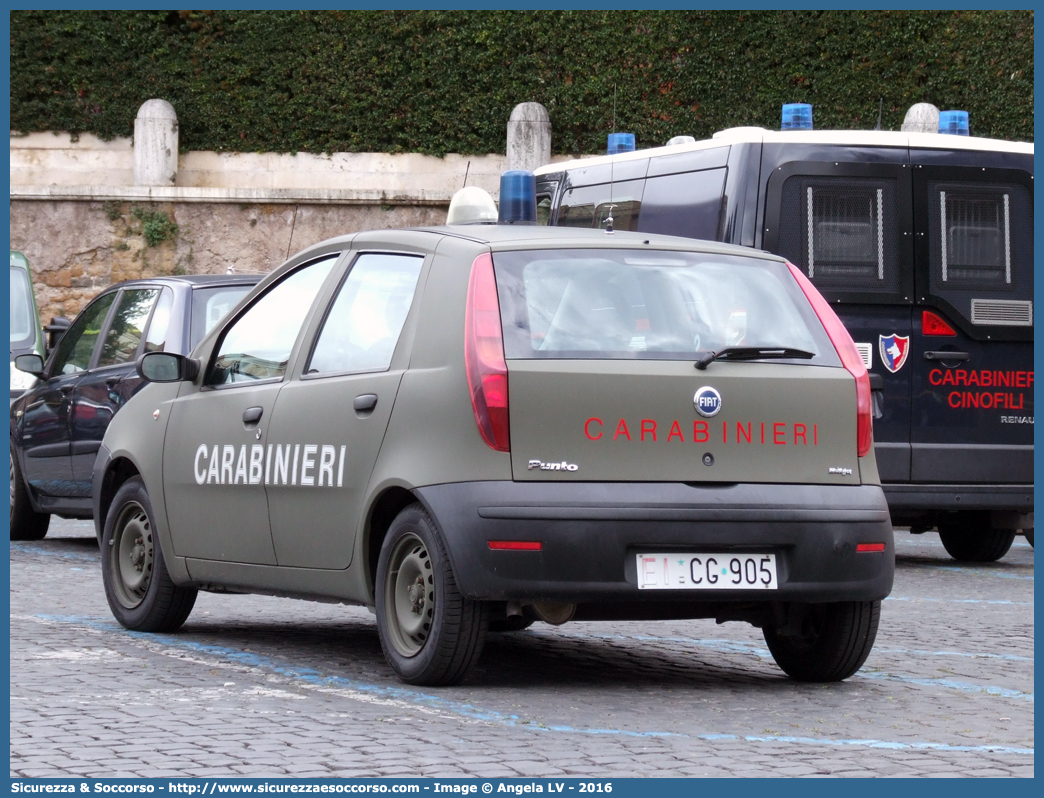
[901,103,940,134]
[507,102,551,172]
[134,99,179,186]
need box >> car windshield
[493,248,833,363]
[10,266,36,348]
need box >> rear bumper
[416,481,894,606]
[884,483,1033,513]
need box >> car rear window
[493,248,836,364]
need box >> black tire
[1022,529,1033,548]
[375,503,487,685]
[939,520,1016,563]
[764,600,880,682]
[10,445,49,541]
[101,476,197,632]
[488,615,534,633]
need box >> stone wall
[10,130,573,322]
[9,199,446,323]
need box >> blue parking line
[529,630,1034,702]
[28,613,1035,751]
[886,596,1032,606]
[858,671,1033,701]
[922,565,1033,581]
[28,614,1031,756]
[10,543,99,563]
[530,629,1033,664]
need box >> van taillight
[464,253,510,452]
[922,310,957,336]
[787,263,873,457]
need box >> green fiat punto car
[94,215,894,686]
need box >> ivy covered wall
[10,10,1034,155]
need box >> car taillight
[787,263,873,457]
[922,309,957,336]
[464,252,510,452]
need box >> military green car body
[95,224,893,685]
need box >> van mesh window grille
[928,182,1031,294]
[777,176,900,294]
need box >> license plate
[636,552,778,590]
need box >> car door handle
[242,406,263,425]
[354,394,378,413]
[923,351,970,361]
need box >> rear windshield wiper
[695,347,815,370]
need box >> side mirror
[137,352,201,383]
[44,316,71,353]
[14,353,45,376]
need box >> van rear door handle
[923,351,970,361]
[354,394,378,412]
[243,406,263,425]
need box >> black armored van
[535,110,1033,561]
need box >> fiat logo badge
[693,386,722,417]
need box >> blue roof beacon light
[781,103,813,131]
[939,110,970,136]
[607,132,636,155]
[497,170,537,225]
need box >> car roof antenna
[874,98,883,131]
[605,84,616,235]
[462,160,470,188]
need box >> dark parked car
[10,273,260,540]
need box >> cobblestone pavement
[10,520,1033,778]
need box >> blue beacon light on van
[498,170,537,225]
[939,110,970,136]
[607,132,636,155]
[781,103,813,131]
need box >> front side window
[494,249,831,363]
[207,257,337,386]
[10,267,36,347]
[97,288,161,367]
[51,292,117,378]
[308,253,423,375]
[50,293,117,376]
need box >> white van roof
[533,127,1033,176]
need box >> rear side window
[307,253,423,375]
[190,285,254,349]
[776,175,901,295]
[927,181,1032,295]
[493,249,834,364]
[143,288,174,353]
[636,168,726,241]
[557,180,644,232]
[97,288,161,367]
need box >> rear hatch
[491,246,863,485]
